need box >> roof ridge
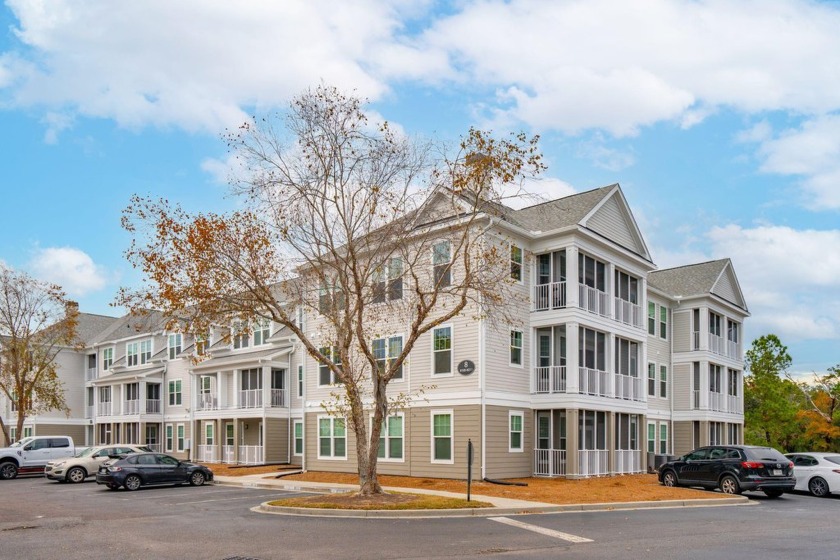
[652,258,729,274]
[513,183,616,212]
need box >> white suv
[45,445,151,483]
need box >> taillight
[108,466,122,472]
[741,461,763,469]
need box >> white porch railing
[534,366,567,393]
[709,391,724,411]
[579,285,609,317]
[532,281,566,311]
[222,445,235,464]
[238,445,264,465]
[709,333,725,355]
[146,399,161,414]
[197,393,218,411]
[727,340,740,360]
[239,389,261,408]
[615,450,643,474]
[579,367,610,397]
[579,450,609,476]
[85,367,97,381]
[614,298,643,328]
[197,444,218,462]
[97,402,112,416]
[727,394,742,414]
[270,389,286,407]
[123,399,139,415]
[534,449,566,476]
[86,405,93,418]
[614,373,643,401]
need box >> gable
[582,190,650,259]
[410,189,465,228]
[711,263,747,311]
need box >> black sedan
[658,445,795,498]
[95,452,213,491]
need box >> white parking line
[169,492,291,506]
[489,517,593,543]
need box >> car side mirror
[23,444,33,451]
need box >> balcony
[197,444,218,462]
[613,298,643,329]
[532,282,566,312]
[85,367,97,381]
[196,393,218,411]
[97,402,112,416]
[533,449,566,476]
[146,399,161,414]
[613,373,643,401]
[123,399,140,415]
[693,390,742,413]
[615,450,643,474]
[534,366,566,393]
[578,285,609,317]
[578,449,609,476]
[238,445,264,465]
[239,389,261,408]
[270,389,286,408]
[578,367,610,398]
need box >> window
[165,425,174,452]
[659,365,667,398]
[377,415,404,460]
[318,417,346,458]
[710,364,723,393]
[225,424,234,446]
[578,327,606,373]
[647,422,656,453]
[128,340,151,366]
[127,342,138,367]
[659,305,668,339]
[318,346,342,386]
[614,338,638,377]
[615,414,639,451]
[168,333,182,360]
[432,412,453,462]
[510,244,522,281]
[232,320,249,349]
[195,332,209,356]
[579,410,607,452]
[297,365,304,398]
[373,258,403,303]
[205,423,214,445]
[614,270,639,304]
[432,241,451,287]
[102,348,113,370]
[99,386,111,403]
[578,253,606,291]
[509,412,523,452]
[647,363,656,397]
[510,329,523,366]
[294,421,303,455]
[373,335,403,380]
[728,369,740,397]
[168,379,182,406]
[432,326,452,375]
[177,424,185,452]
[659,423,668,455]
[253,318,270,346]
[709,422,723,446]
[647,302,656,335]
[727,320,739,344]
[709,311,722,337]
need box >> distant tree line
[744,334,840,452]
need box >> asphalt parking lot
[2,475,839,560]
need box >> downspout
[670,298,679,456]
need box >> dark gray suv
[658,445,795,498]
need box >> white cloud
[29,247,109,297]
[505,176,576,209]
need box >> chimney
[65,300,79,316]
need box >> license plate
[772,469,782,476]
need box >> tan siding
[304,412,358,474]
[711,267,739,305]
[673,363,691,411]
[484,406,532,478]
[408,405,482,479]
[585,194,642,254]
[34,424,86,443]
[673,421,693,456]
[265,417,289,463]
[672,310,690,352]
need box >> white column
[566,247,579,308]
[566,323,580,394]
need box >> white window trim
[431,409,454,464]
[176,423,185,452]
[647,421,656,454]
[372,412,405,463]
[293,420,304,457]
[431,239,453,286]
[168,378,183,407]
[168,333,182,360]
[126,341,138,367]
[659,364,668,399]
[317,415,347,461]
[509,242,524,284]
[297,364,304,398]
[509,410,524,453]
[647,362,657,398]
[509,328,524,368]
[317,346,341,387]
[431,324,454,377]
[165,424,174,452]
[103,347,114,370]
[373,333,406,383]
[659,422,668,455]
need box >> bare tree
[118,85,544,495]
[0,266,79,446]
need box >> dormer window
[102,348,113,370]
[253,318,270,346]
[127,339,152,367]
[168,333,182,360]
[195,333,209,356]
[232,321,249,350]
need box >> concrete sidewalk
[215,474,751,518]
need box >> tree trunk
[0,416,9,446]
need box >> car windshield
[824,455,840,465]
[76,447,96,458]
[9,437,33,448]
[744,447,788,462]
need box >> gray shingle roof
[647,259,730,298]
[89,309,168,345]
[74,313,121,345]
[507,184,616,232]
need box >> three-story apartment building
[0,184,748,480]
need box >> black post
[467,438,473,502]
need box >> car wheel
[661,470,678,487]
[719,474,741,495]
[808,476,829,497]
[0,462,18,480]
[124,474,142,491]
[66,467,87,484]
[190,471,206,486]
[764,489,784,498]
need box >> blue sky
[1,0,838,375]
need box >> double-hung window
[432,412,453,462]
[232,321,249,349]
[297,365,304,398]
[377,415,404,460]
[659,423,668,454]
[168,379,182,406]
[510,244,523,282]
[647,422,656,453]
[127,342,138,367]
[168,333,182,360]
[177,424,185,452]
[373,335,403,380]
[432,241,452,287]
[318,417,346,458]
[647,363,656,397]
[648,302,656,335]
[253,318,270,346]
[659,365,668,398]
[102,347,113,370]
[510,329,523,366]
[509,412,523,452]
[165,425,174,452]
[294,421,303,455]
[659,306,668,339]
[432,326,452,375]
[373,258,404,303]
[318,346,342,386]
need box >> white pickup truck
[0,435,77,480]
